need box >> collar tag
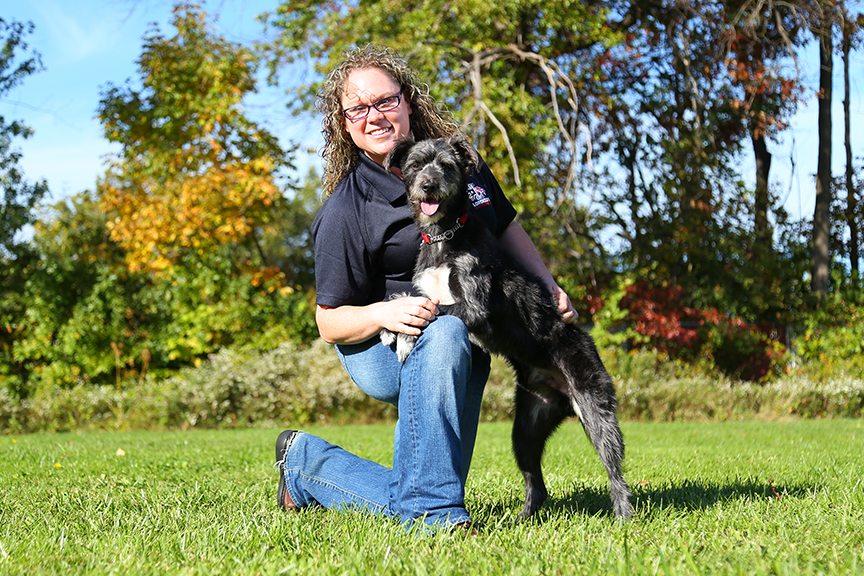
[421,213,468,244]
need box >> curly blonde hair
[317,45,460,197]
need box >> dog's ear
[384,135,415,173]
[447,134,480,174]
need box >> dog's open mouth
[420,201,440,216]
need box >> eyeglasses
[342,91,403,121]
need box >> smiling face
[341,68,413,166]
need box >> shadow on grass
[487,478,817,521]
[631,478,815,512]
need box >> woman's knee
[336,342,401,405]
[406,315,473,390]
[418,315,470,351]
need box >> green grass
[3,420,863,575]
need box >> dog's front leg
[440,259,493,334]
[379,328,419,361]
[379,292,420,361]
[379,328,397,347]
[394,332,418,362]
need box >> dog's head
[384,135,480,226]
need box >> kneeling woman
[275,45,576,532]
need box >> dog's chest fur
[414,235,487,307]
[415,265,456,305]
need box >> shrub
[589,280,787,381]
[792,302,864,381]
[2,192,319,400]
[700,311,787,382]
[606,348,864,421]
[3,338,862,433]
[0,341,385,432]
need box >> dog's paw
[381,329,417,362]
[381,293,419,361]
[395,333,418,362]
[379,329,397,347]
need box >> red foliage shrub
[597,281,786,381]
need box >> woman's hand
[549,283,578,324]
[381,296,440,336]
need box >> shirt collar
[356,152,406,204]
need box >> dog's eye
[407,163,421,172]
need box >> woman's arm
[316,297,440,345]
[497,220,578,323]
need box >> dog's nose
[421,180,438,193]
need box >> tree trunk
[811,14,833,297]
[752,128,772,249]
[842,12,859,285]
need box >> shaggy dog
[379,135,633,521]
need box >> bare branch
[506,44,588,198]
[426,41,591,195]
[459,47,521,187]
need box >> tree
[98,2,293,274]
[840,6,862,285]
[257,0,834,325]
[7,191,162,391]
[811,0,836,297]
[259,0,627,290]
[4,186,319,396]
[0,18,48,257]
[1,18,48,395]
[726,0,806,248]
[587,0,803,318]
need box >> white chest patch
[415,265,456,305]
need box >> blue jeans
[280,315,490,528]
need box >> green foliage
[259,165,320,288]
[703,320,786,383]
[3,192,147,393]
[587,277,788,382]
[588,277,646,350]
[4,335,863,433]
[98,2,293,273]
[1,189,318,400]
[155,249,317,362]
[793,298,864,381]
[2,3,860,425]
[598,347,863,421]
[0,340,381,432]
[2,4,322,401]
[0,17,48,256]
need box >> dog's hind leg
[510,367,572,522]
[567,369,633,520]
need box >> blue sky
[3,0,863,222]
[5,0,320,203]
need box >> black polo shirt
[313,151,517,308]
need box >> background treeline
[2,1,863,430]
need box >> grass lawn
[2,419,862,575]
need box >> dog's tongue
[420,201,440,216]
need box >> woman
[275,45,576,532]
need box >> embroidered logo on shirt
[467,182,491,208]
